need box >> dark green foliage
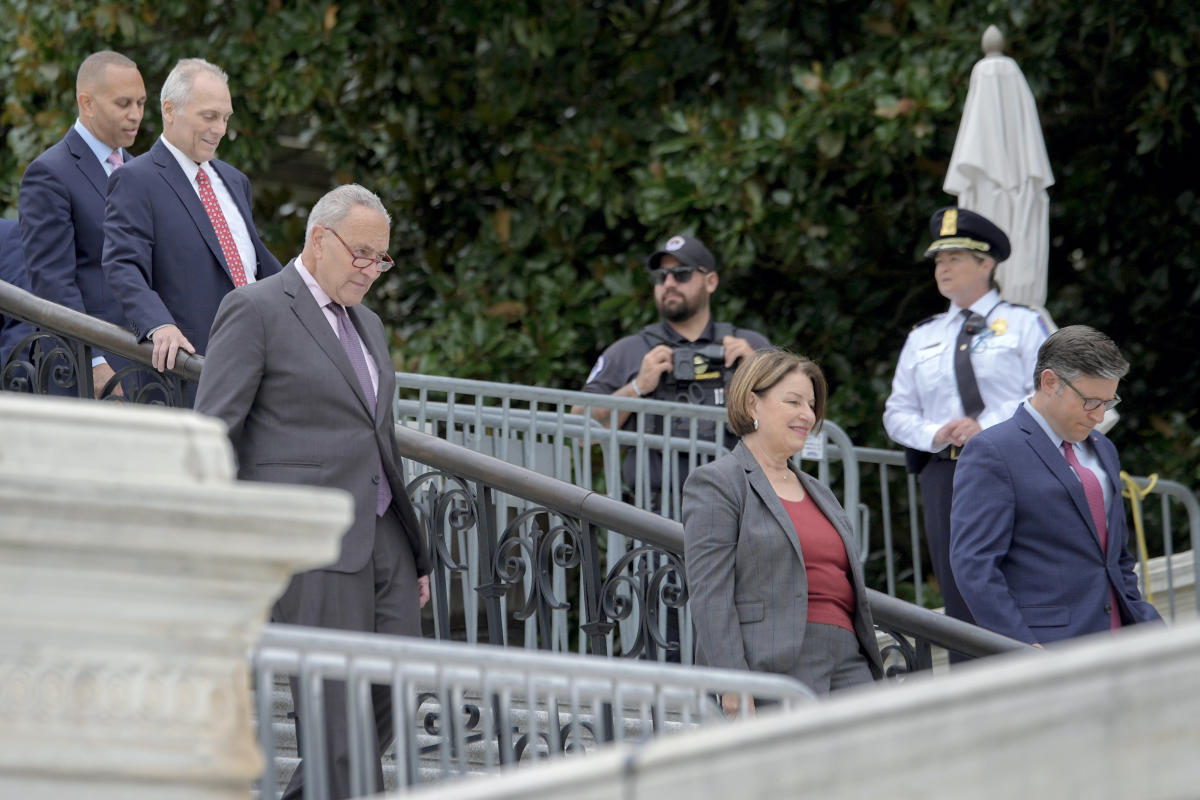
[2,0,1197,491]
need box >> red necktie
[195,168,248,286]
[1062,441,1121,630]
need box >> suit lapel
[64,128,110,200]
[1017,406,1101,544]
[735,443,806,565]
[281,262,375,417]
[152,140,232,277]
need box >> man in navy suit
[1,219,35,366]
[102,57,280,378]
[18,50,145,396]
[950,325,1161,646]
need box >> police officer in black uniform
[573,233,771,505]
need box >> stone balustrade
[0,394,352,800]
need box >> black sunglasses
[649,265,709,285]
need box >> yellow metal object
[1121,471,1158,603]
[940,208,958,235]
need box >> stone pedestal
[0,394,352,799]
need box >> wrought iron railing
[393,422,1031,669]
[8,283,1194,625]
[0,281,199,403]
[0,283,1052,663]
[392,371,1200,621]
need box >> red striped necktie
[196,168,248,286]
[1062,440,1120,630]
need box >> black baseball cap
[646,234,717,272]
[924,207,1011,262]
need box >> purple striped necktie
[329,302,393,516]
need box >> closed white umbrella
[944,26,1055,308]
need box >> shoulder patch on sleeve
[586,354,606,384]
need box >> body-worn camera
[672,343,725,382]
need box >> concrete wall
[406,620,1200,800]
[0,395,351,799]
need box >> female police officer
[883,207,1049,646]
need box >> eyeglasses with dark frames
[1059,373,1121,412]
[321,225,395,272]
[649,265,709,285]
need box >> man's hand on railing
[92,361,124,399]
[417,575,430,609]
[150,325,196,372]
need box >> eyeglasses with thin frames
[1059,373,1121,412]
[321,225,395,272]
[649,265,709,286]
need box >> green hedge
[2,0,1197,493]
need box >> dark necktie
[954,309,986,419]
[329,302,393,516]
[1062,441,1120,630]
[195,169,248,286]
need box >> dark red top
[781,495,856,632]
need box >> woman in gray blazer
[683,350,883,710]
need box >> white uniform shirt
[883,289,1049,452]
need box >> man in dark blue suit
[950,325,1161,647]
[18,50,145,396]
[1,219,36,366]
[102,57,280,376]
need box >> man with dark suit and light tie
[1,219,36,366]
[195,184,431,800]
[18,50,145,396]
[950,325,1161,647]
[102,57,280,379]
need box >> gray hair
[1033,324,1129,389]
[306,184,391,243]
[160,58,228,110]
[76,51,137,93]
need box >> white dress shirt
[295,254,379,395]
[73,119,123,176]
[884,289,1049,452]
[159,136,257,284]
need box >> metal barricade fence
[391,372,863,659]
[827,446,1200,622]
[253,624,815,799]
[393,372,1200,625]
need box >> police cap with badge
[924,207,1011,262]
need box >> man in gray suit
[195,184,430,799]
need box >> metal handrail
[393,422,1030,659]
[0,280,202,382]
